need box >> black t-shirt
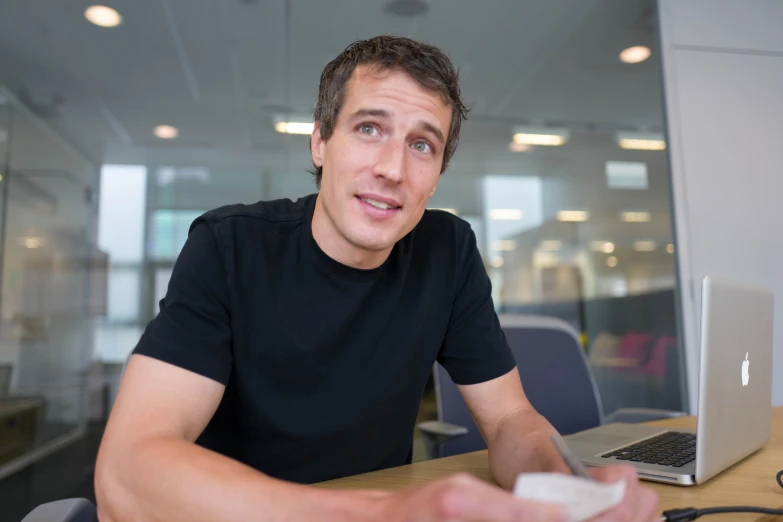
[133,193,515,484]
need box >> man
[95,36,660,521]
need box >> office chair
[21,499,98,522]
[417,315,686,459]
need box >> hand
[371,472,568,521]
[587,465,660,522]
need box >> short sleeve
[437,227,516,385]
[133,220,233,384]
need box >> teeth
[362,197,393,210]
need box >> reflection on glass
[0,87,99,478]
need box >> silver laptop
[564,276,774,486]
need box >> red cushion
[642,336,677,378]
[616,331,654,364]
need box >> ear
[311,123,325,167]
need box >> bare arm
[94,354,382,522]
[96,355,568,522]
[457,367,570,490]
[458,368,661,521]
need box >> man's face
[311,65,451,264]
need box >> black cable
[662,506,783,521]
[661,469,783,521]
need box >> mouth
[356,194,402,218]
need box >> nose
[373,139,405,183]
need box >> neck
[311,194,391,270]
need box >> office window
[149,209,205,261]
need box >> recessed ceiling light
[512,126,569,146]
[508,142,531,153]
[590,241,615,254]
[274,121,315,135]
[616,131,666,151]
[514,133,566,146]
[491,256,504,268]
[618,138,666,150]
[621,211,651,223]
[557,210,589,222]
[619,45,651,64]
[607,256,618,268]
[273,114,315,135]
[634,240,657,252]
[489,209,523,220]
[667,243,675,254]
[154,125,179,139]
[85,5,122,28]
[18,237,44,249]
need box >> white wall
[658,0,783,410]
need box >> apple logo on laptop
[742,352,750,387]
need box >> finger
[439,474,568,522]
[589,464,639,484]
[637,487,660,522]
[587,466,639,521]
[592,464,640,509]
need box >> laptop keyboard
[600,431,696,467]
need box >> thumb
[513,500,570,522]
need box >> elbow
[94,445,120,521]
[94,437,138,522]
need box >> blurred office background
[1,0,779,519]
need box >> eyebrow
[349,108,446,145]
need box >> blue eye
[359,124,376,135]
[413,142,432,153]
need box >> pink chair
[641,336,677,379]
[616,331,654,367]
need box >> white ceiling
[0,0,662,157]
[0,0,673,244]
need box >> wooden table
[318,407,783,521]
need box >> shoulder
[190,194,316,235]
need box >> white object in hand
[513,473,625,522]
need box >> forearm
[487,408,570,490]
[95,435,387,522]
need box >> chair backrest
[434,315,604,457]
[21,498,97,522]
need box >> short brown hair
[310,35,469,186]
